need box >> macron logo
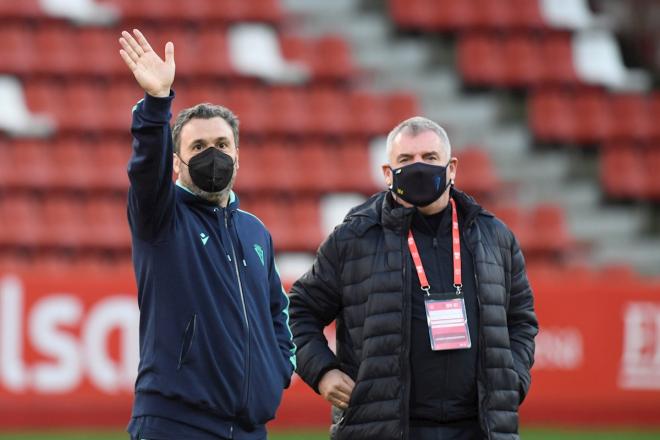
[199,232,209,246]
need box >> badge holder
[409,198,471,351]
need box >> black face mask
[178,148,235,193]
[390,161,451,207]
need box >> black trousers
[409,419,483,440]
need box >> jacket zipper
[463,221,492,440]
[225,211,251,412]
[400,229,412,440]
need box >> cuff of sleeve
[312,363,342,395]
[140,89,175,121]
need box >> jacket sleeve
[288,231,343,393]
[267,235,296,388]
[127,91,176,242]
[507,233,539,403]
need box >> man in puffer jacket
[289,117,538,440]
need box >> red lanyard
[407,198,463,295]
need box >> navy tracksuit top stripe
[127,91,295,439]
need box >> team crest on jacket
[254,244,265,266]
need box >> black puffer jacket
[289,189,538,440]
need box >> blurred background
[0,0,659,438]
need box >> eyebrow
[188,137,231,147]
[396,151,440,161]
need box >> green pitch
[1,428,660,439]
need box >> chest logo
[199,232,209,246]
[254,244,265,266]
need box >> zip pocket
[177,313,197,370]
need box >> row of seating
[0,192,573,256]
[23,81,419,137]
[600,144,660,200]
[529,89,660,144]
[0,0,282,24]
[0,25,354,81]
[390,0,546,31]
[458,32,577,87]
[0,137,501,198]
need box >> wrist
[147,88,171,98]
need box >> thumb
[165,41,175,65]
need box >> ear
[173,153,181,175]
[448,157,458,183]
[235,148,239,169]
[381,164,393,188]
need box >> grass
[1,428,660,439]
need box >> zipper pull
[432,237,438,248]
[227,254,232,262]
[242,259,247,267]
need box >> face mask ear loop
[175,152,189,167]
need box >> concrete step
[593,238,660,275]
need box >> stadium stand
[0,0,658,279]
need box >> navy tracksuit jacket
[127,92,296,439]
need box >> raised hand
[119,29,175,98]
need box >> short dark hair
[172,103,239,154]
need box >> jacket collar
[175,181,240,214]
[344,188,490,235]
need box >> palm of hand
[133,50,174,97]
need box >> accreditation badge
[424,295,471,351]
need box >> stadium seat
[0,0,42,21]
[458,34,506,87]
[600,144,646,199]
[609,94,652,141]
[573,88,611,144]
[0,25,36,75]
[348,91,389,136]
[503,34,544,87]
[91,141,131,192]
[33,25,77,76]
[4,140,53,190]
[50,139,96,190]
[266,87,310,135]
[41,196,85,248]
[528,90,577,143]
[0,195,42,248]
[540,33,579,84]
[82,197,130,250]
[528,203,572,255]
[454,147,501,198]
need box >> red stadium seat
[92,142,131,192]
[82,197,130,250]
[50,139,96,190]
[458,34,506,87]
[0,195,42,248]
[34,25,77,75]
[573,89,611,144]
[64,82,106,132]
[528,90,576,143]
[348,91,389,136]
[528,204,571,255]
[41,196,85,248]
[335,142,379,194]
[266,87,310,136]
[503,35,543,87]
[600,144,646,199]
[540,33,579,85]
[77,27,126,76]
[389,0,438,31]
[0,25,36,75]
[386,92,420,129]
[644,148,660,200]
[609,94,652,141]
[5,140,53,190]
[295,142,339,192]
[509,0,546,29]
[313,36,355,80]
[0,0,41,20]
[455,147,501,197]
[308,87,351,136]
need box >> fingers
[341,374,355,391]
[164,41,175,65]
[119,49,137,71]
[133,29,153,53]
[121,30,144,56]
[119,36,140,64]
